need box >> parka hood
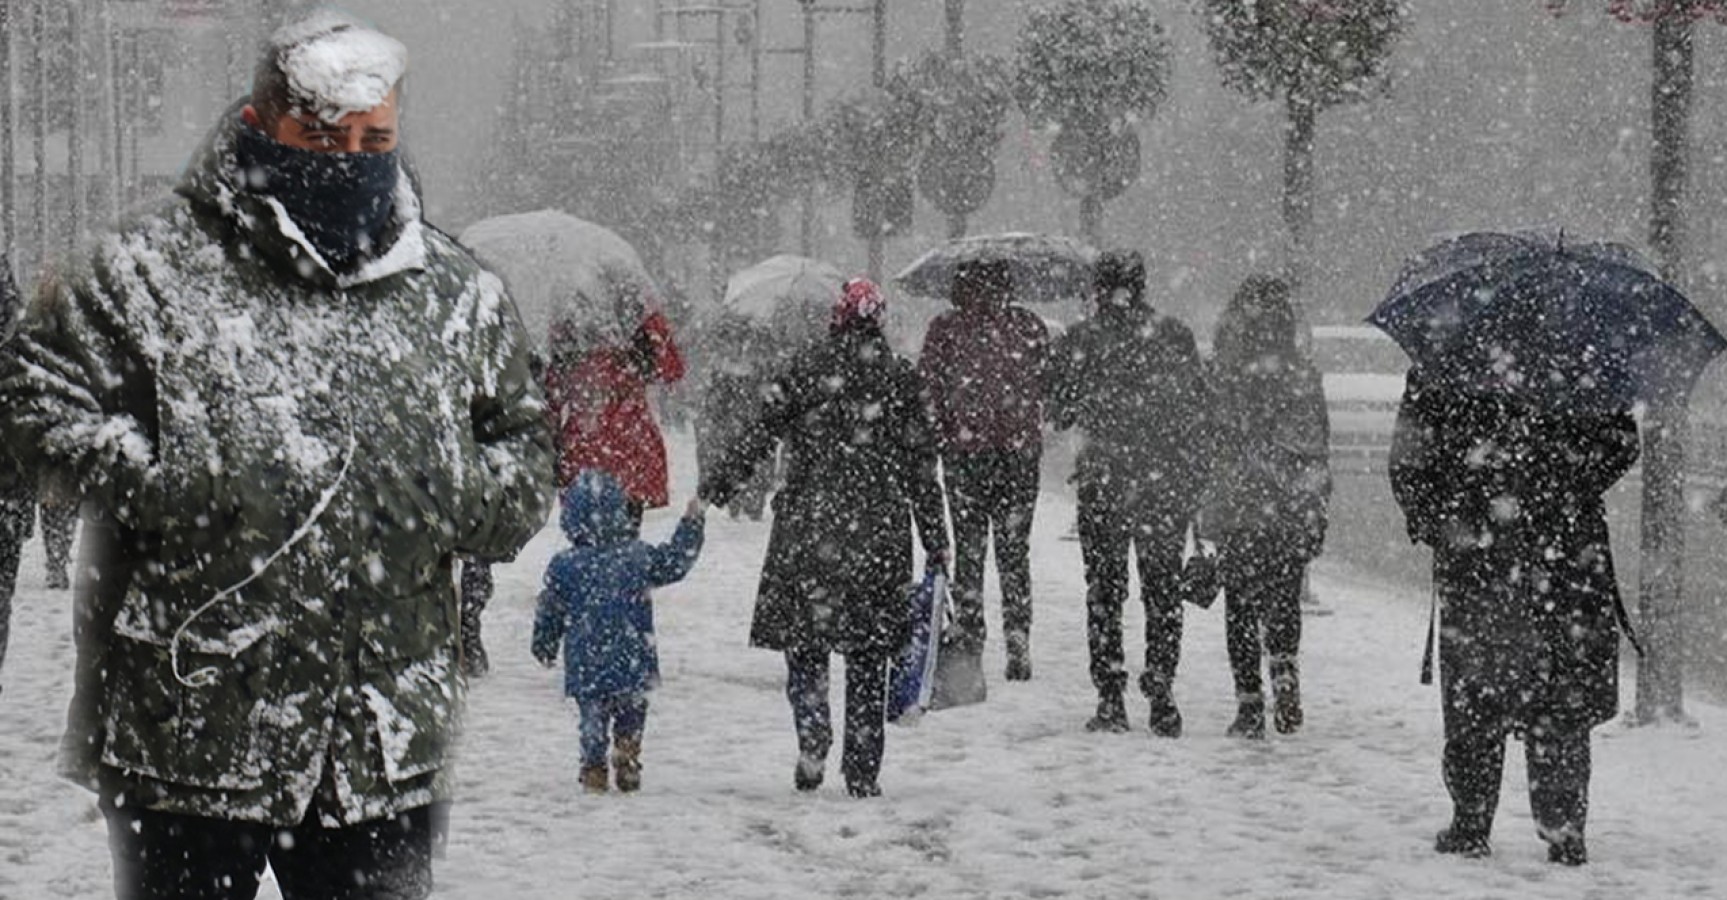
[561,469,636,547]
[176,99,427,289]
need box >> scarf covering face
[232,119,400,272]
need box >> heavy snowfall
[4,2,1727,900]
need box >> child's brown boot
[580,765,609,794]
[614,737,643,793]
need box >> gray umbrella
[894,233,1099,304]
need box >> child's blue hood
[561,470,635,546]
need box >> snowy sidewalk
[3,454,1725,898]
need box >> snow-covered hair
[252,9,408,126]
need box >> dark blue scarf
[232,121,400,272]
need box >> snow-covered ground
[3,436,1724,899]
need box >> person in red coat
[543,281,686,527]
[917,259,1050,681]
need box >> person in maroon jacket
[918,259,1051,681]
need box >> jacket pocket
[101,589,276,791]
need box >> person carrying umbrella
[701,278,949,798]
[1374,232,1722,866]
[1046,250,1211,736]
[917,258,1050,681]
[542,269,686,527]
[1391,370,1635,866]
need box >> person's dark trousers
[945,449,1039,655]
[1220,530,1305,700]
[39,496,76,589]
[458,560,494,677]
[1076,481,1186,699]
[1436,546,1592,844]
[102,792,434,900]
[785,647,889,790]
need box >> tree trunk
[947,212,967,241]
[1,0,14,264]
[1635,12,1695,726]
[1282,94,1318,316]
[867,233,884,282]
[1079,194,1103,246]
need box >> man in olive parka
[0,12,553,898]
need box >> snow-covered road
[3,439,1723,899]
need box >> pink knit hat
[832,277,887,329]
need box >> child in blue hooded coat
[533,469,706,793]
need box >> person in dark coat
[918,259,1050,681]
[702,278,949,798]
[1046,250,1210,736]
[1199,276,1331,739]
[1390,366,1637,866]
[0,255,29,696]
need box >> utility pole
[97,0,119,225]
[799,0,816,255]
[68,0,84,256]
[1,0,14,265]
[750,0,763,141]
[944,0,964,58]
[872,0,886,88]
[31,0,48,272]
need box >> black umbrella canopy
[1370,231,1727,414]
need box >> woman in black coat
[1390,367,1638,866]
[1200,276,1331,739]
[703,278,948,798]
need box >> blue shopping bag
[887,571,946,724]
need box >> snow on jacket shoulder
[533,471,705,700]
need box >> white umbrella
[459,210,653,347]
[722,255,845,346]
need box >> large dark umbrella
[1368,231,1726,414]
[895,232,1098,304]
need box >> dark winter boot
[580,765,609,794]
[1226,695,1266,740]
[794,753,825,792]
[1433,825,1492,859]
[1146,684,1183,739]
[1085,691,1130,733]
[845,780,882,799]
[1546,835,1587,866]
[1271,657,1303,735]
[1004,631,1032,682]
[614,736,643,793]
